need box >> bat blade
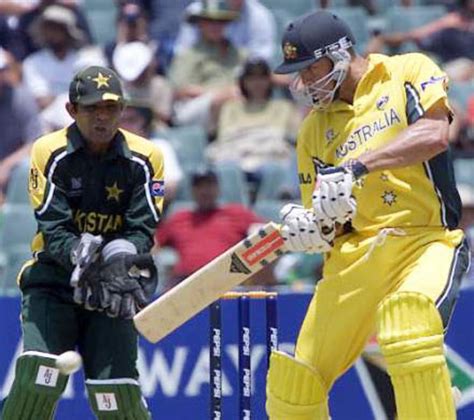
[133,222,285,343]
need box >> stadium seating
[449,82,474,110]
[6,159,30,205]
[454,158,474,187]
[0,204,36,295]
[253,199,286,223]
[272,8,297,45]
[81,1,118,45]
[174,162,250,206]
[0,245,31,295]
[0,204,36,248]
[82,0,116,11]
[327,7,370,51]
[254,162,290,202]
[215,162,250,206]
[259,0,314,18]
[376,0,425,13]
[387,5,446,32]
[164,125,208,173]
[379,5,446,53]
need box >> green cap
[69,65,124,105]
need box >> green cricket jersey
[23,123,164,287]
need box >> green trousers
[21,262,139,380]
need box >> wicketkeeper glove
[100,253,158,319]
[71,233,106,310]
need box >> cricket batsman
[1,66,163,419]
[266,10,471,419]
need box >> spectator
[319,0,377,15]
[113,41,173,128]
[104,1,155,68]
[175,0,276,62]
[119,100,184,204]
[367,0,474,80]
[155,166,270,290]
[168,0,245,130]
[0,1,37,58]
[22,4,89,110]
[0,48,43,201]
[207,58,300,198]
[40,45,108,132]
[142,0,193,71]
[0,0,92,60]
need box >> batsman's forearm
[358,117,449,173]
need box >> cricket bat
[134,222,286,343]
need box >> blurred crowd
[0,0,473,293]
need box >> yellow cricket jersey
[297,53,461,232]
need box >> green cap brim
[76,92,123,106]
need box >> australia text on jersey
[336,108,402,159]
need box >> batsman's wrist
[343,159,369,179]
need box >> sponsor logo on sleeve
[420,75,447,91]
[150,180,165,197]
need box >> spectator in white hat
[21,4,89,110]
[40,45,107,132]
[113,41,173,129]
[104,1,153,67]
[0,0,93,60]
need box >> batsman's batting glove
[312,159,367,225]
[279,203,334,254]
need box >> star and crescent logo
[92,72,111,89]
[106,182,123,202]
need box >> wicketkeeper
[266,10,471,419]
[1,66,163,419]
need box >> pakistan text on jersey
[335,108,401,159]
[73,210,123,233]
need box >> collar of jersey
[324,53,391,113]
[66,123,132,159]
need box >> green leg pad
[86,379,150,420]
[1,352,68,420]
